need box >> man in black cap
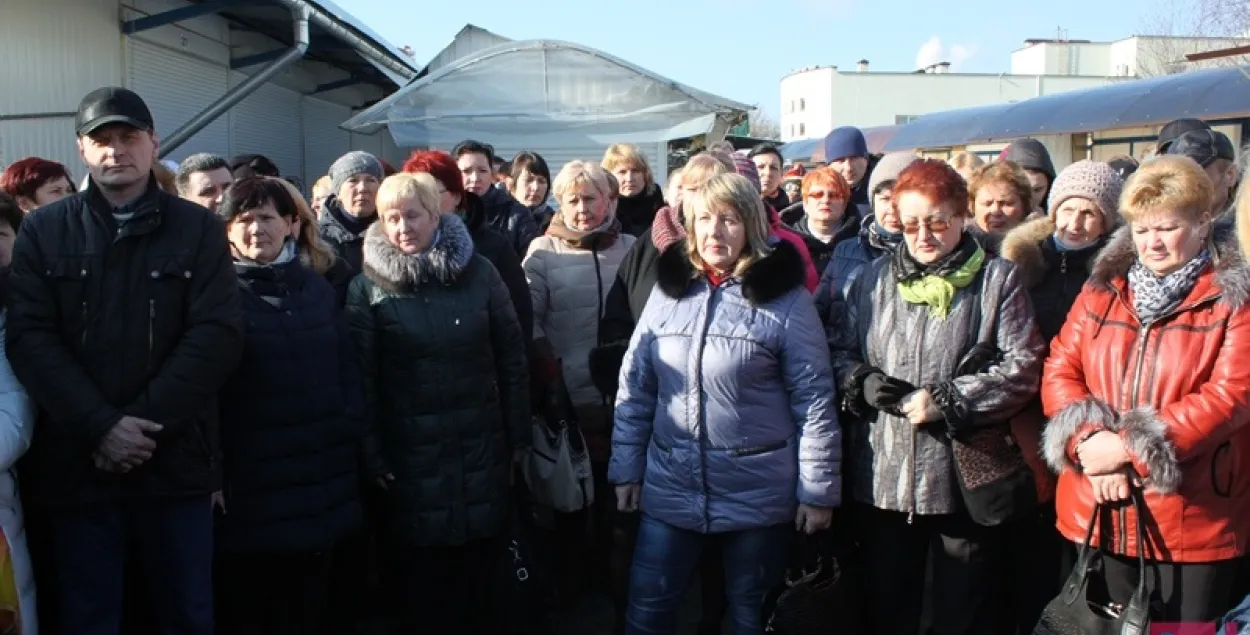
[5,86,243,635]
[1156,118,1212,154]
[1166,128,1239,217]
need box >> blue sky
[338,0,1164,120]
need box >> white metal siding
[129,40,230,162]
[302,98,352,185]
[230,71,304,180]
[351,133,384,159]
[0,119,83,181]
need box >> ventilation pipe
[937,61,951,74]
[273,0,416,83]
[159,7,310,157]
[857,59,869,72]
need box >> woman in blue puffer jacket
[608,173,841,635]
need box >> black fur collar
[1090,223,1250,309]
[656,239,807,306]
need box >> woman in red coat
[1041,155,1250,621]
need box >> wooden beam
[1186,44,1250,62]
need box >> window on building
[799,123,806,135]
[790,124,795,136]
[800,98,806,111]
[790,100,795,113]
[895,115,920,125]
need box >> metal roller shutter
[302,97,352,185]
[229,71,303,180]
[351,132,384,158]
[128,40,229,162]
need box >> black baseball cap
[75,87,154,137]
[1156,118,1211,152]
[1107,156,1139,181]
[1165,129,1236,167]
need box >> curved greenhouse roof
[884,65,1250,151]
[342,39,752,148]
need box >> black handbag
[761,531,859,635]
[1033,489,1151,635]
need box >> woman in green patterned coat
[346,172,530,634]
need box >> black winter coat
[346,214,530,547]
[479,186,540,258]
[317,197,373,273]
[216,259,363,553]
[460,192,534,343]
[591,224,666,397]
[6,175,244,505]
[1000,216,1105,342]
[616,183,667,238]
[779,201,860,276]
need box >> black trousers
[215,550,333,635]
[390,538,500,635]
[1062,547,1239,622]
[854,504,1001,635]
[995,502,1065,634]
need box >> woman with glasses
[779,166,857,275]
[829,159,1045,635]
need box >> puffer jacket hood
[1000,138,1057,182]
[362,213,475,294]
[609,239,841,533]
[1042,224,1250,562]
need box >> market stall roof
[779,124,900,162]
[341,39,753,147]
[884,65,1250,151]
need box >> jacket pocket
[145,254,195,359]
[48,258,91,345]
[1212,440,1234,498]
[730,439,788,458]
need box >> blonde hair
[552,160,612,202]
[668,153,732,207]
[271,178,337,274]
[312,175,332,198]
[948,151,984,173]
[601,144,653,187]
[968,161,1033,211]
[376,172,441,219]
[152,162,177,193]
[1238,151,1250,258]
[684,173,773,278]
[1121,155,1214,225]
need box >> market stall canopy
[341,39,753,148]
[779,124,900,162]
[884,65,1250,151]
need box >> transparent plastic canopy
[340,39,753,147]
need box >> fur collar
[1090,223,1250,309]
[655,238,807,306]
[1001,216,1057,289]
[362,213,475,294]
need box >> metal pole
[274,0,416,83]
[159,8,311,158]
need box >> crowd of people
[0,83,1248,635]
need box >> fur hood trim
[362,213,475,293]
[655,238,806,306]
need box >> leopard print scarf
[1127,250,1210,325]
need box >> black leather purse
[761,531,859,635]
[1033,489,1151,635]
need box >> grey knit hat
[328,151,384,198]
[1046,160,1125,227]
[868,152,920,196]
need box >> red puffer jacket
[1041,227,1250,563]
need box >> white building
[0,0,418,188]
[779,61,1119,143]
[779,35,1250,145]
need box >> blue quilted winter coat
[608,239,841,533]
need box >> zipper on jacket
[148,298,155,370]
[1060,251,1068,275]
[691,283,719,530]
[907,308,929,524]
[80,301,88,348]
[1122,325,1150,555]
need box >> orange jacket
[1041,228,1250,563]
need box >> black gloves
[863,372,917,415]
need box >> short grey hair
[175,153,230,194]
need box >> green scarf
[897,246,985,318]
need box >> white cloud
[914,36,979,71]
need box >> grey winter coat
[346,214,530,546]
[829,236,1045,516]
[608,240,841,534]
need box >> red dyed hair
[1,157,73,201]
[800,167,850,201]
[402,150,465,198]
[892,159,971,218]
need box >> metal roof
[173,0,417,90]
[884,65,1250,151]
[341,39,753,147]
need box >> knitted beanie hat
[1046,160,1124,227]
[329,151,384,198]
[730,152,762,193]
[868,152,920,196]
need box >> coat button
[184,271,192,279]
[80,269,87,276]
[150,270,159,279]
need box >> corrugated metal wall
[130,39,231,161]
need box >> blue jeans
[51,496,214,635]
[625,514,789,635]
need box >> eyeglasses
[806,190,842,201]
[900,215,956,235]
